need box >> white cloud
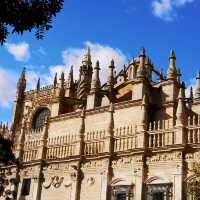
[44,65,66,84]
[186,77,196,97]
[5,42,30,61]
[19,41,127,92]
[152,0,194,21]
[26,70,40,90]
[62,41,128,82]
[0,68,17,107]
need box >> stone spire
[177,68,181,83]
[91,60,101,93]
[82,46,92,66]
[60,71,65,87]
[56,71,65,97]
[77,48,93,101]
[54,73,57,88]
[137,47,146,79]
[36,78,40,91]
[195,72,200,98]
[16,68,26,100]
[167,49,177,80]
[176,83,186,125]
[190,87,193,101]
[107,59,115,90]
[66,66,74,97]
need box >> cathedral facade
[1,48,200,200]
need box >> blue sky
[0,0,199,123]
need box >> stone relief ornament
[87,177,95,186]
[43,176,64,189]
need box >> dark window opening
[145,183,172,200]
[116,192,127,200]
[153,192,164,200]
[21,178,31,196]
[32,108,50,130]
[111,185,133,200]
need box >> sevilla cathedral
[1,48,200,200]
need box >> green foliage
[0,0,64,44]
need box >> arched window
[32,108,50,130]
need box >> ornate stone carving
[87,177,95,186]
[43,176,64,189]
[147,152,182,164]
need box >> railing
[114,136,137,152]
[46,135,78,159]
[148,119,174,131]
[147,131,175,148]
[84,141,105,155]
[187,115,200,144]
[114,125,136,136]
[147,119,174,148]
[84,129,106,155]
[114,124,137,152]
[187,128,200,144]
[23,149,38,162]
[46,144,76,159]
[22,140,42,162]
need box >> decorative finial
[82,46,92,66]
[195,71,200,98]
[140,47,145,57]
[107,59,115,89]
[137,47,146,79]
[54,73,57,87]
[91,60,101,92]
[170,49,176,59]
[167,49,177,80]
[36,78,40,91]
[190,87,193,100]
[111,59,115,67]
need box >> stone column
[173,164,183,200]
[32,176,42,200]
[100,170,109,200]
[16,176,23,200]
[134,168,143,200]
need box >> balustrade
[84,141,105,155]
[114,136,137,152]
[46,144,76,159]
[147,131,175,148]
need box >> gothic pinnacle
[176,84,186,125]
[18,67,26,85]
[140,47,145,57]
[69,65,74,80]
[36,78,40,91]
[167,49,177,80]
[190,86,193,100]
[67,65,74,86]
[91,60,101,92]
[178,83,185,99]
[82,46,92,66]
[60,71,65,88]
[16,67,26,99]
[170,49,176,59]
[107,59,115,89]
[195,71,200,98]
[54,73,57,87]
[137,47,146,79]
